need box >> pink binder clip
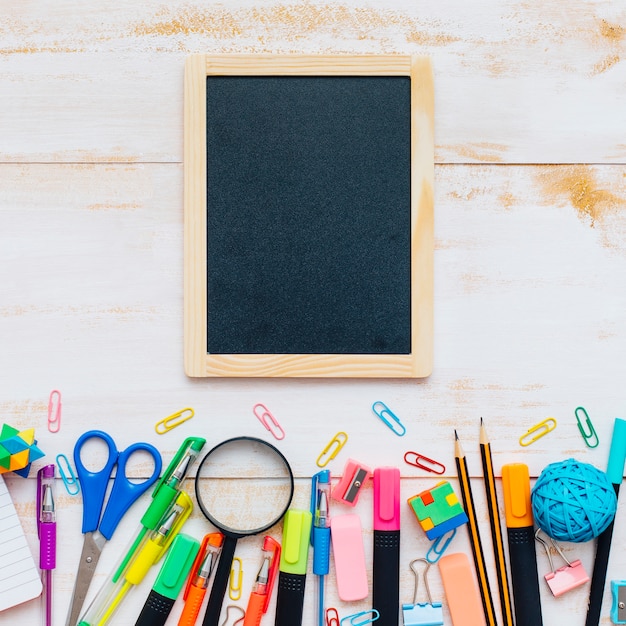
[535,529,589,596]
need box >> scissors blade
[65,532,106,626]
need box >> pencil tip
[480,416,484,425]
[454,429,459,439]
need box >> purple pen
[37,464,56,626]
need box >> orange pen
[177,532,224,626]
[243,536,281,626]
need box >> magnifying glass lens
[195,438,293,535]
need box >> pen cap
[374,467,400,531]
[330,514,368,601]
[502,463,534,528]
[183,532,224,600]
[261,536,281,612]
[153,534,200,600]
[279,509,312,575]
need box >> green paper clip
[575,406,599,448]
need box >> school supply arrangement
[4,403,625,626]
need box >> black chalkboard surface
[184,55,433,378]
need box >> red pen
[243,536,281,626]
[177,532,224,626]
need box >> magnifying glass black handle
[201,535,238,626]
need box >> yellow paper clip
[519,417,557,446]
[48,389,62,433]
[154,407,194,434]
[316,431,348,467]
[575,406,599,448]
[372,401,406,436]
[253,403,285,440]
[56,453,80,495]
[229,557,243,600]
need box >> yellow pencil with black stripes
[480,419,514,626]
[454,430,497,626]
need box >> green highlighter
[134,533,200,626]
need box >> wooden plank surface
[0,0,625,163]
[1,1,626,624]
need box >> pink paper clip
[253,403,285,440]
[48,390,62,433]
[404,451,445,475]
[535,529,589,596]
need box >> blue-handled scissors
[65,430,162,626]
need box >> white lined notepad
[0,475,42,612]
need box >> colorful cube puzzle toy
[0,424,45,477]
[408,480,468,540]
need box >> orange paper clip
[316,432,348,467]
[155,407,194,434]
[48,389,62,433]
[404,451,445,475]
[519,417,557,446]
[253,403,285,440]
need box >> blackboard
[184,55,433,378]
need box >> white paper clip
[535,529,589,596]
[48,389,62,433]
[402,558,444,626]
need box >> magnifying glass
[194,436,294,626]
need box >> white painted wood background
[1,1,625,624]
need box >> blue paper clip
[56,453,80,495]
[575,406,599,448]
[426,528,457,564]
[340,610,379,626]
[402,559,444,626]
[372,401,406,436]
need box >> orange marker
[243,536,281,626]
[177,533,224,626]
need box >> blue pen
[311,470,331,626]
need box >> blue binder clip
[402,559,444,626]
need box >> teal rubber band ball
[531,458,617,543]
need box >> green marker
[112,436,206,582]
[134,533,200,626]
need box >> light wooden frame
[184,54,434,378]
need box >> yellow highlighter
[78,491,193,626]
